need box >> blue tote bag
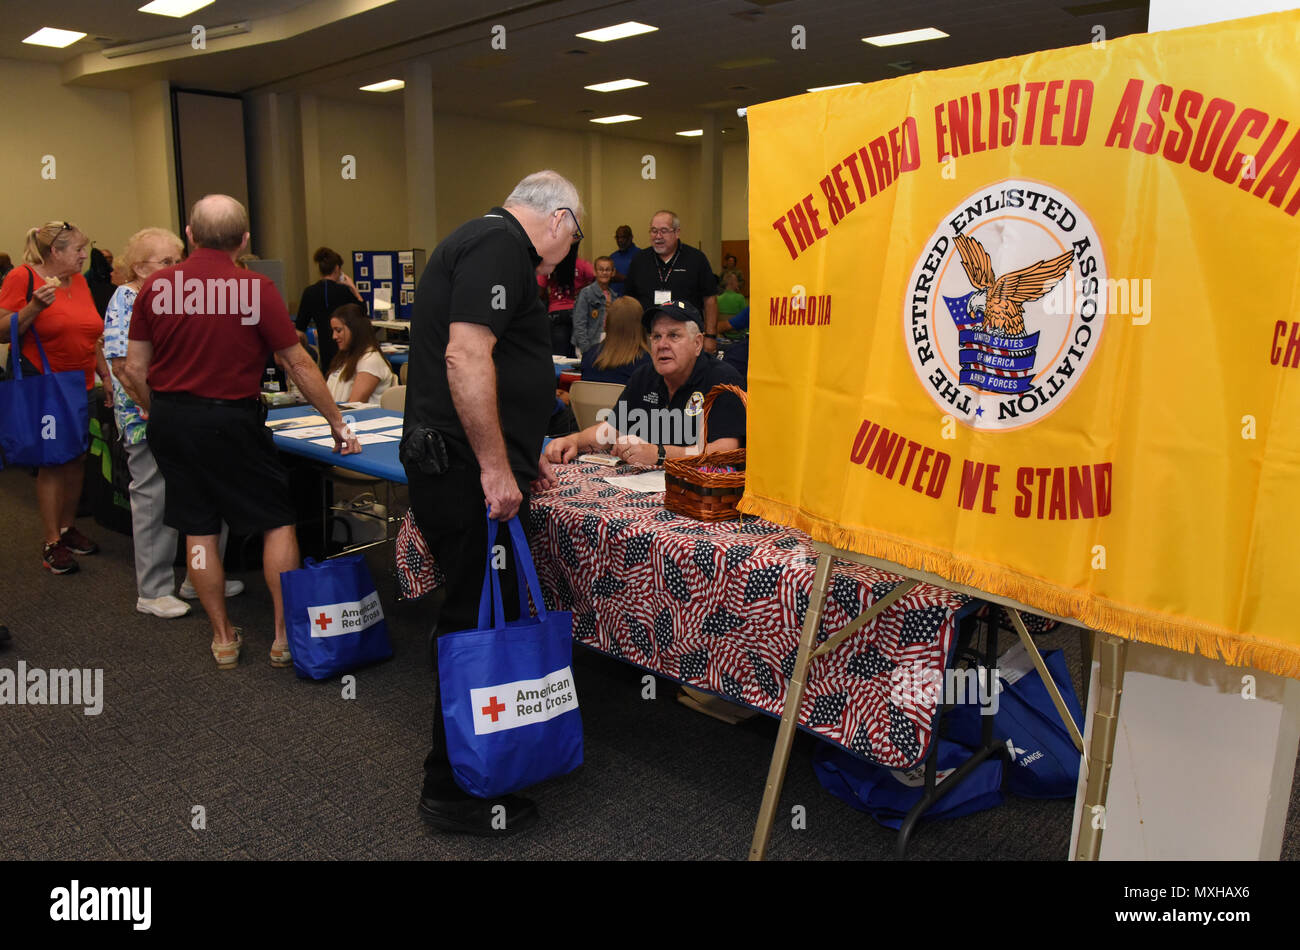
[438,514,582,799]
[946,648,1084,799]
[0,315,89,470]
[813,739,1004,830]
[281,554,394,679]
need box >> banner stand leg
[1006,609,1087,767]
[748,550,833,861]
[1074,634,1127,861]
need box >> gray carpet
[0,466,1295,861]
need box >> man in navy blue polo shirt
[545,300,745,467]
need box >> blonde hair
[595,297,648,370]
[120,227,184,283]
[23,221,83,266]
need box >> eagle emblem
[952,233,1074,337]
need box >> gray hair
[652,209,681,230]
[683,319,701,339]
[505,170,583,219]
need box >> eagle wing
[990,250,1074,306]
[954,233,996,291]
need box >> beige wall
[0,58,142,264]
[311,97,408,280]
[722,141,748,241]
[0,53,751,294]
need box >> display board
[351,249,424,320]
[740,10,1300,678]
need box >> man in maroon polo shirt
[120,194,361,670]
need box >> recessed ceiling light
[584,78,649,93]
[862,27,948,47]
[590,114,641,124]
[359,79,404,93]
[138,0,215,16]
[22,27,87,48]
[676,129,703,137]
[576,22,658,43]
[807,82,863,93]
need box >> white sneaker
[179,578,246,600]
[137,595,192,619]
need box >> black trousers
[549,309,574,357]
[407,462,528,799]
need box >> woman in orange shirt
[0,221,111,575]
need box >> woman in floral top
[103,228,244,618]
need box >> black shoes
[418,793,539,837]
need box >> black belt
[152,390,261,410]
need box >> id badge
[653,290,672,305]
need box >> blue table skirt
[268,405,407,483]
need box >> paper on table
[274,414,328,428]
[278,425,333,439]
[309,433,398,447]
[600,470,666,493]
[345,416,404,432]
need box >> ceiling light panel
[576,22,658,42]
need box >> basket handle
[696,383,747,450]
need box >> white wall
[1149,0,1299,30]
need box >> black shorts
[147,392,296,536]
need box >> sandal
[211,629,243,670]
[270,640,292,669]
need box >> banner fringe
[738,494,1300,680]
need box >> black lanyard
[655,249,679,286]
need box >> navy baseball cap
[641,299,703,333]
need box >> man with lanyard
[607,224,638,296]
[622,210,722,355]
[544,300,745,467]
[400,170,579,837]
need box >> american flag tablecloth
[525,462,984,770]
[395,462,1059,769]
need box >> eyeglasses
[142,258,179,267]
[649,227,678,236]
[559,207,583,244]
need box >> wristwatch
[704,333,718,339]
[656,444,666,464]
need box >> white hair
[505,170,583,219]
[652,209,681,230]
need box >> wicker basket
[663,383,747,521]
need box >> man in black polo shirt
[545,300,745,467]
[401,169,582,837]
[623,210,722,354]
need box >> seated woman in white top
[325,303,395,403]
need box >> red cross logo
[481,696,506,722]
[314,612,333,631]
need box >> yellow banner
[741,11,1300,678]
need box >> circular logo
[685,391,705,417]
[903,179,1107,431]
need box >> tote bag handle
[8,313,55,381]
[475,511,548,630]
